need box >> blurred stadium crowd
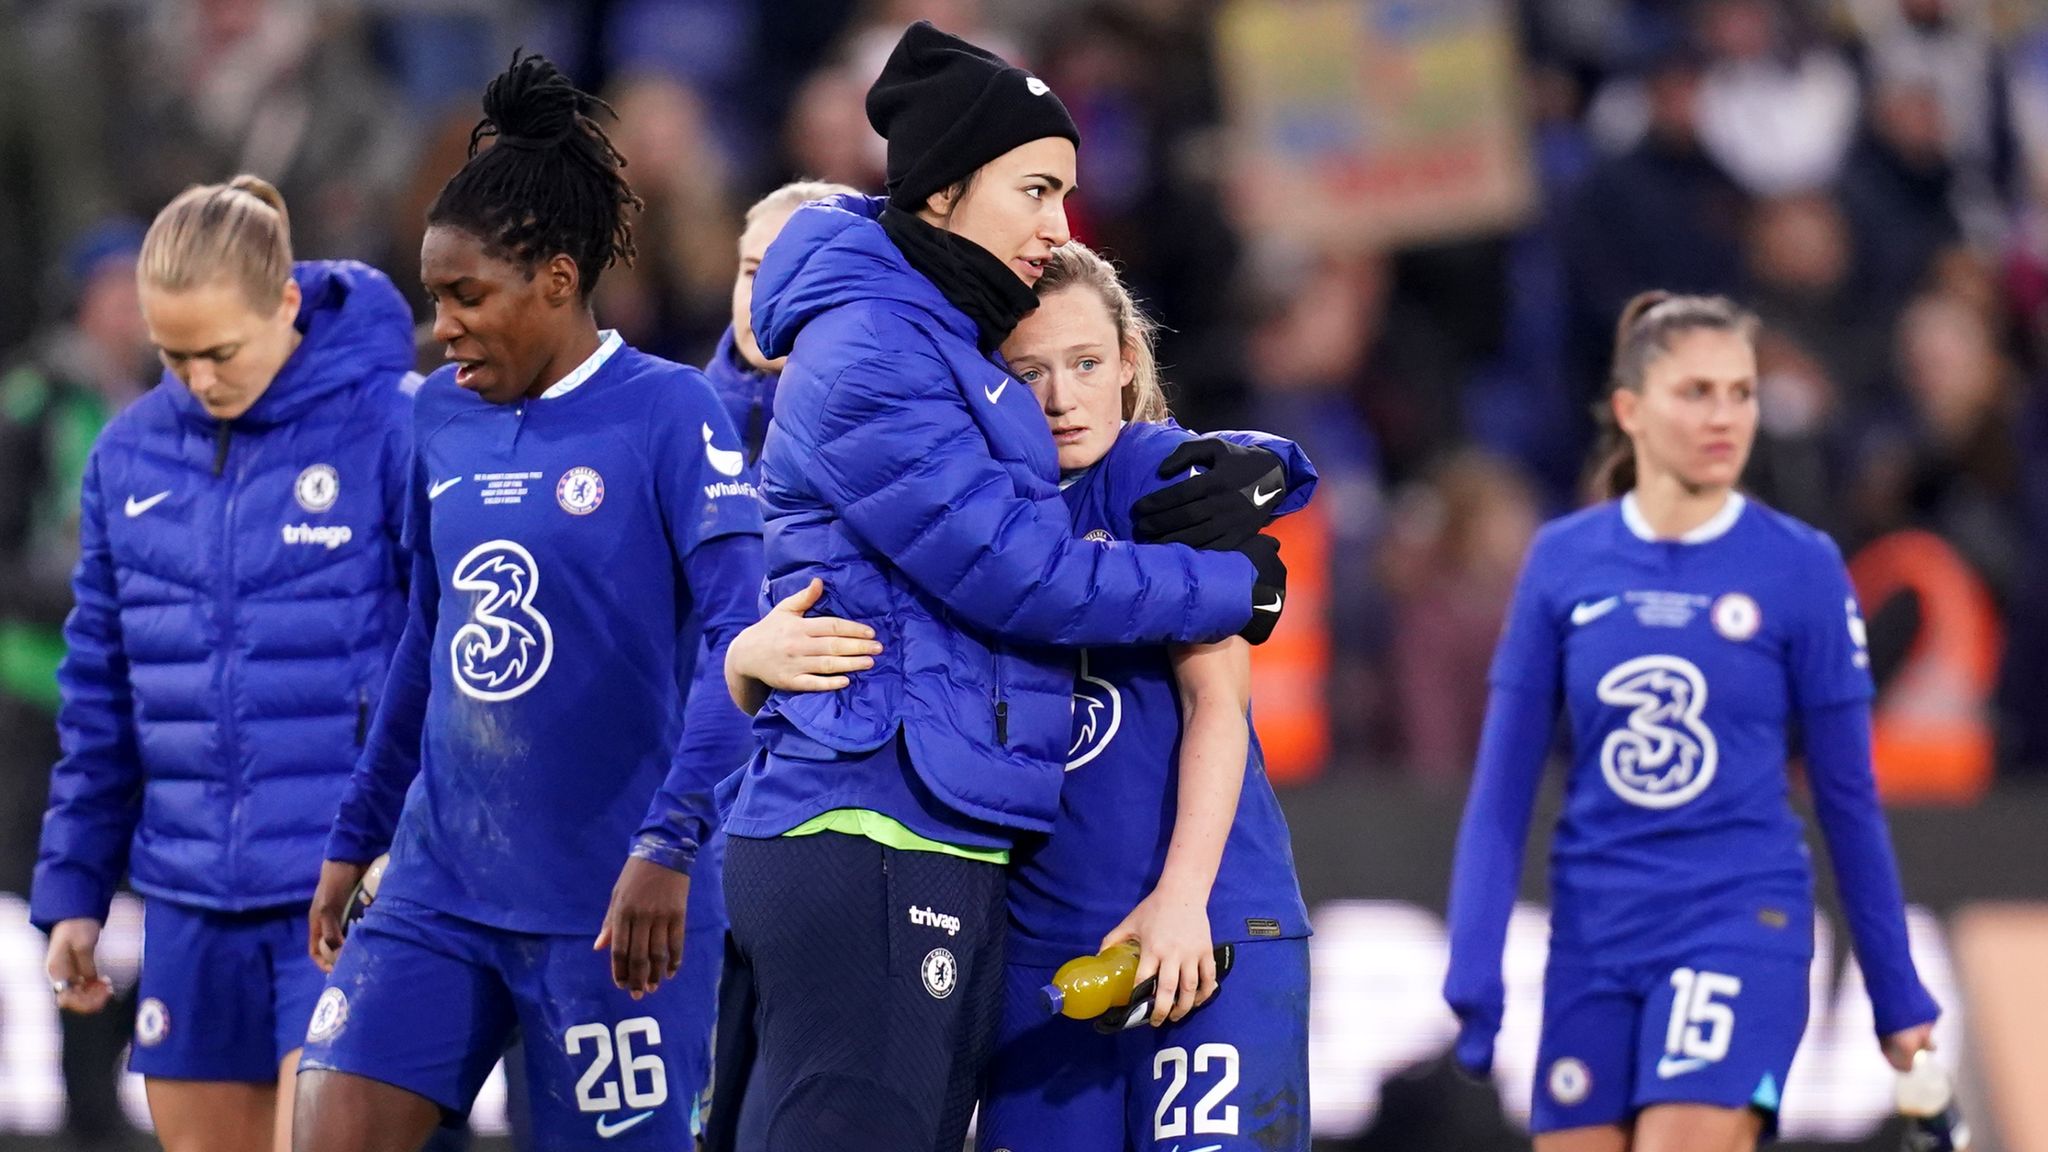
[4,0,2047,886]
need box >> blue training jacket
[31,260,418,928]
[744,195,1259,836]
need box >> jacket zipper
[214,421,244,894]
[992,643,1009,746]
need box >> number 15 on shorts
[1660,968,1741,1079]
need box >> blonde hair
[744,180,862,230]
[1033,242,1169,423]
[138,175,294,310]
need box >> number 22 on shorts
[1154,1043,1241,1141]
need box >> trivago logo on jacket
[282,523,354,549]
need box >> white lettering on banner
[1305,901,1964,1141]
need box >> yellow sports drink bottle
[1042,941,1141,1020]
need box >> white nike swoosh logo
[984,379,1009,403]
[594,1111,655,1138]
[1570,596,1620,626]
[428,477,462,500]
[1656,1055,1709,1079]
[1255,595,1283,614]
[1251,483,1282,507]
[124,491,171,518]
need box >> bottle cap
[1895,1049,1953,1118]
[1040,983,1064,1016]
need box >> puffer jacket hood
[752,194,972,363]
[161,260,417,429]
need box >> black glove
[1235,534,1287,645]
[1132,439,1287,550]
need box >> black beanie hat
[865,22,1080,210]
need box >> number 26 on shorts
[565,1017,668,1112]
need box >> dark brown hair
[1589,291,1760,498]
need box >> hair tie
[493,125,576,150]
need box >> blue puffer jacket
[31,261,417,928]
[750,196,1260,833]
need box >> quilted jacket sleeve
[31,448,143,930]
[798,338,1256,647]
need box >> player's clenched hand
[596,856,689,1000]
[1103,884,1217,1027]
[1446,1000,1502,1080]
[309,859,367,973]
[46,918,113,1014]
[1882,1021,1937,1072]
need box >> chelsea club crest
[556,467,604,515]
[295,464,339,513]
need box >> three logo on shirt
[1596,655,1720,810]
[1572,588,1779,809]
[1067,650,1123,771]
[450,540,555,701]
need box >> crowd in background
[5,0,2048,846]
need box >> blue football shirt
[338,333,763,934]
[1491,494,1872,961]
[1005,422,1312,965]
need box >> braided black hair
[428,50,642,297]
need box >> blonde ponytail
[139,174,294,310]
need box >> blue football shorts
[128,899,325,1083]
[979,936,1312,1152]
[299,895,717,1148]
[1531,946,1810,1138]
